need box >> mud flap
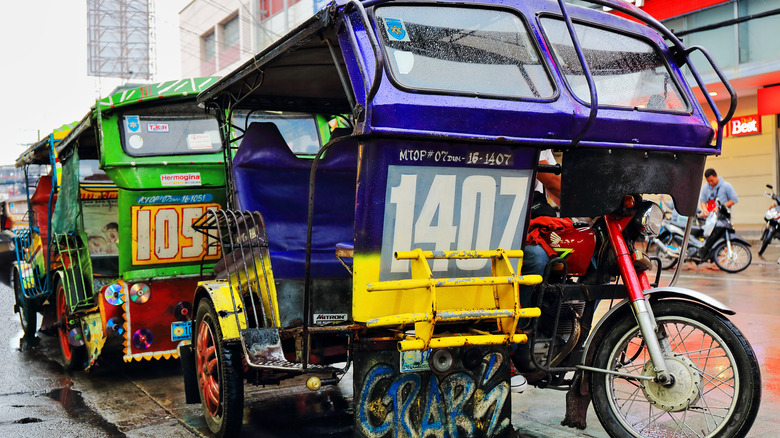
[353,345,512,438]
[178,344,200,404]
[561,370,590,430]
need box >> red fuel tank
[543,226,596,276]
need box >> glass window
[121,115,221,157]
[234,111,322,155]
[203,31,216,61]
[259,0,283,20]
[222,15,240,48]
[686,3,737,69]
[739,0,780,64]
[541,18,688,112]
[374,6,554,99]
[79,160,111,183]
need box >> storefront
[612,0,780,228]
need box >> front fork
[604,215,672,384]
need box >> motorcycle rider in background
[694,168,738,260]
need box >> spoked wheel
[713,242,752,273]
[591,301,761,438]
[55,281,85,371]
[13,266,38,344]
[646,237,678,270]
[758,228,773,256]
[195,299,244,438]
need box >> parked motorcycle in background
[648,201,752,273]
[759,184,780,256]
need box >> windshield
[79,160,112,183]
[121,115,221,157]
[541,18,688,112]
[233,111,322,155]
[375,6,554,99]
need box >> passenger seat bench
[232,122,358,280]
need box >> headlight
[639,202,664,236]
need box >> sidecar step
[245,357,333,371]
[240,327,333,371]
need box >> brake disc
[641,353,702,412]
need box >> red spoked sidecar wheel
[195,299,244,438]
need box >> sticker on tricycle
[160,172,201,187]
[131,203,220,265]
[398,148,514,167]
[171,321,191,342]
[400,349,431,373]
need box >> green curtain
[51,147,81,234]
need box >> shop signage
[605,0,730,21]
[729,114,761,137]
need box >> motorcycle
[515,195,761,437]
[758,184,780,256]
[647,202,752,273]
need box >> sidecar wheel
[590,301,760,438]
[195,299,244,438]
[714,242,751,273]
[13,266,38,343]
[56,280,86,371]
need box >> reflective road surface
[1,254,780,437]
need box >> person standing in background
[699,168,738,216]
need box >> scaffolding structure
[87,0,156,80]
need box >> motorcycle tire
[590,301,761,438]
[714,241,752,273]
[646,237,678,270]
[758,228,772,256]
[56,279,86,371]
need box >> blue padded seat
[232,122,357,279]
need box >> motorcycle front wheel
[714,241,752,273]
[591,301,761,438]
[758,226,773,256]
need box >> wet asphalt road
[1,247,780,437]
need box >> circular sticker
[129,134,143,149]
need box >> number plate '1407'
[131,203,220,265]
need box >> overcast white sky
[0,0,189,166]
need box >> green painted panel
[117,187,226,280]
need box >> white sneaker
[510,374,527,393]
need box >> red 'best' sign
[730,114,761,137]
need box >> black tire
[646,238,678,270]
[758,227,772,256]
[591,301,761,438]
[13,266,38,343]
[55,280,86,371]
[194,299,244,438]
[714,241,752,273]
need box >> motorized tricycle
[12,78,227,368]
[179,0,760,437]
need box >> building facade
[647,0,780,228]
[179,0,328,78]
